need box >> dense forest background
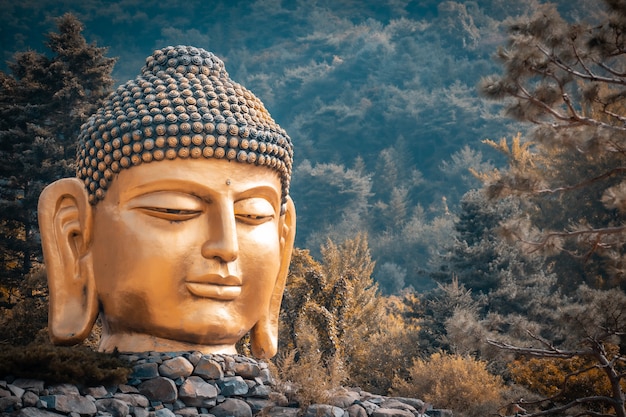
[2,1,626,417]
[1,0,599,291]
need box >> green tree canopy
[0,13,116,286]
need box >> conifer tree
[478,1,626,290]
[472,2,626,415]
[0,14,116,286]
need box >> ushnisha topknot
[76,45,293,209]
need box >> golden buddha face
[38,45,295,358]
[92,157,287,353]
[38,158,295,358]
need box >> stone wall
[1,352,452,417]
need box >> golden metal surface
[38,158,295,358]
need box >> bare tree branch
[486,339,590,359]
[537,44,626,86]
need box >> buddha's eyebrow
[123,179,210,195]
[235,185,281,204]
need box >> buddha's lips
[185,274,242,300]
[185,282,242,300]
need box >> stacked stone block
[0,352,451,417]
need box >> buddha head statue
[37,45,295,359]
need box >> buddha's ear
[251,196,296,359]
[38,178,98,345]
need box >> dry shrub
[391,352,505,417]
[347,294,422,394]
[270,319,347,409]
[0,343,131,386]
[0,265,49,345]
[508,346,624,414]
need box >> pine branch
[537,44,626,86]
[486,338,590,359]
[515,225,626,254]
[522,398,619,417]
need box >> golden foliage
[280,235,383,370]
[270,344,345,409]
[508,346,625,404]
[348,294,422,394]
[482,133,535,173]
[279,235,426,395]
[391,352,505,417]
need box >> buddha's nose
[200,203,239,263]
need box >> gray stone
[216,376,248,396]
[328,391,360,408]
[0,395,22,412]
[96,398,130,417]
[0,387,11,398]
[193,358,224,379]
[133,407,151,417]
[8,383,26,398]
[210,398,252,417]
[118,383,139,393]
[22,391,39,407]
[371,408,415,417]
[38,395,56,409]
[155,408,177,417]
[361,393,384,404]
[232,362,260,379]
[15,408,63,417]
[304,404,345,417]
[172,398,187,410]
[49,394,97,415]
[47,383,80,396]
[176,407,202,416]
[428,410,454,417]
[222,356,236,373]
[392,398,426,412]
[187,351,203,366]
[245,398,275,414]
[258,368,273,384]
[247,384,272,398]
[113,392,150,408]
[263,406,300,417]
[138,377,178,403]
[159,356,194,379]
[359,400,380,415]
[132,362,160,379]
[12,379,45,395]
[380,399,418,415]
[82,385,109,399]
[179,376,218,407]
[347,404,368,417]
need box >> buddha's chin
[98,331,239,355]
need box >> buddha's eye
[137,207,202,221]
[128,192,203,222]
[234,198,275,225]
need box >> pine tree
[478,1,626,290]
[472,3,626,415]
[0,14,116,286]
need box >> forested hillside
[0,0,599,290]
[2,2,626,416]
